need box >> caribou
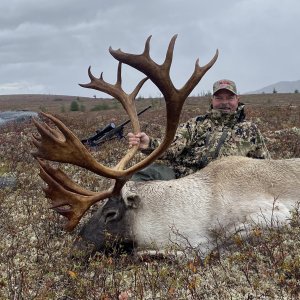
[31,35,300,256]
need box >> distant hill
[247,80,300,94]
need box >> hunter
[128,79,270,180]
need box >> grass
[0,94,300,299]
[0,164,9,176]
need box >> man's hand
[127,132,150,150]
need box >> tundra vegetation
[0,92,300,299]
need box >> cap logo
[218,80,231,85]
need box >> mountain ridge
[246,80,300,94]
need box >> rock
[0,110,38,126]
[0,176,17,189]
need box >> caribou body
[31,35,300,256]
[79,156,300,254]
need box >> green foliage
[80,104,86,112]
[60,104,66,113]
[273,88,277,94]
[150,98,163,109]
[90,103,110,111]
[295,89,299,94]
[0,164,9,175]
[70,100,79,111]
[39,106,47,112]
[90,102,114,111]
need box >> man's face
[211,89,239,113]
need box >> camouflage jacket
[142,104,270,178]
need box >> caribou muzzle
[77,195,135,255]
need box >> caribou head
[31,35,218,252]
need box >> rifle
[81,105,151,147]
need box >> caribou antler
[32,35,218,231]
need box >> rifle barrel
[116,105,152,128]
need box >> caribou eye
[105,211,118,224]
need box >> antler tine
[142,35,151,57]
[162,34,177,74]
[116,60,122,86]
[180,50,219,99]
[130,76,149,101]
[37,158,97,196]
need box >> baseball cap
[213,79,237,95]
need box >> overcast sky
[0,0,299,98]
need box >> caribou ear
[123,192,141,209]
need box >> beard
[215,105,232,112]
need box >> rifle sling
[197,128,228,168]
[212,128,229,159]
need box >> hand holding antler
[127,132,150,149]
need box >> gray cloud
[0,0,299,97]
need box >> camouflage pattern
[142,104,270,178]
[213,79,237,95]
